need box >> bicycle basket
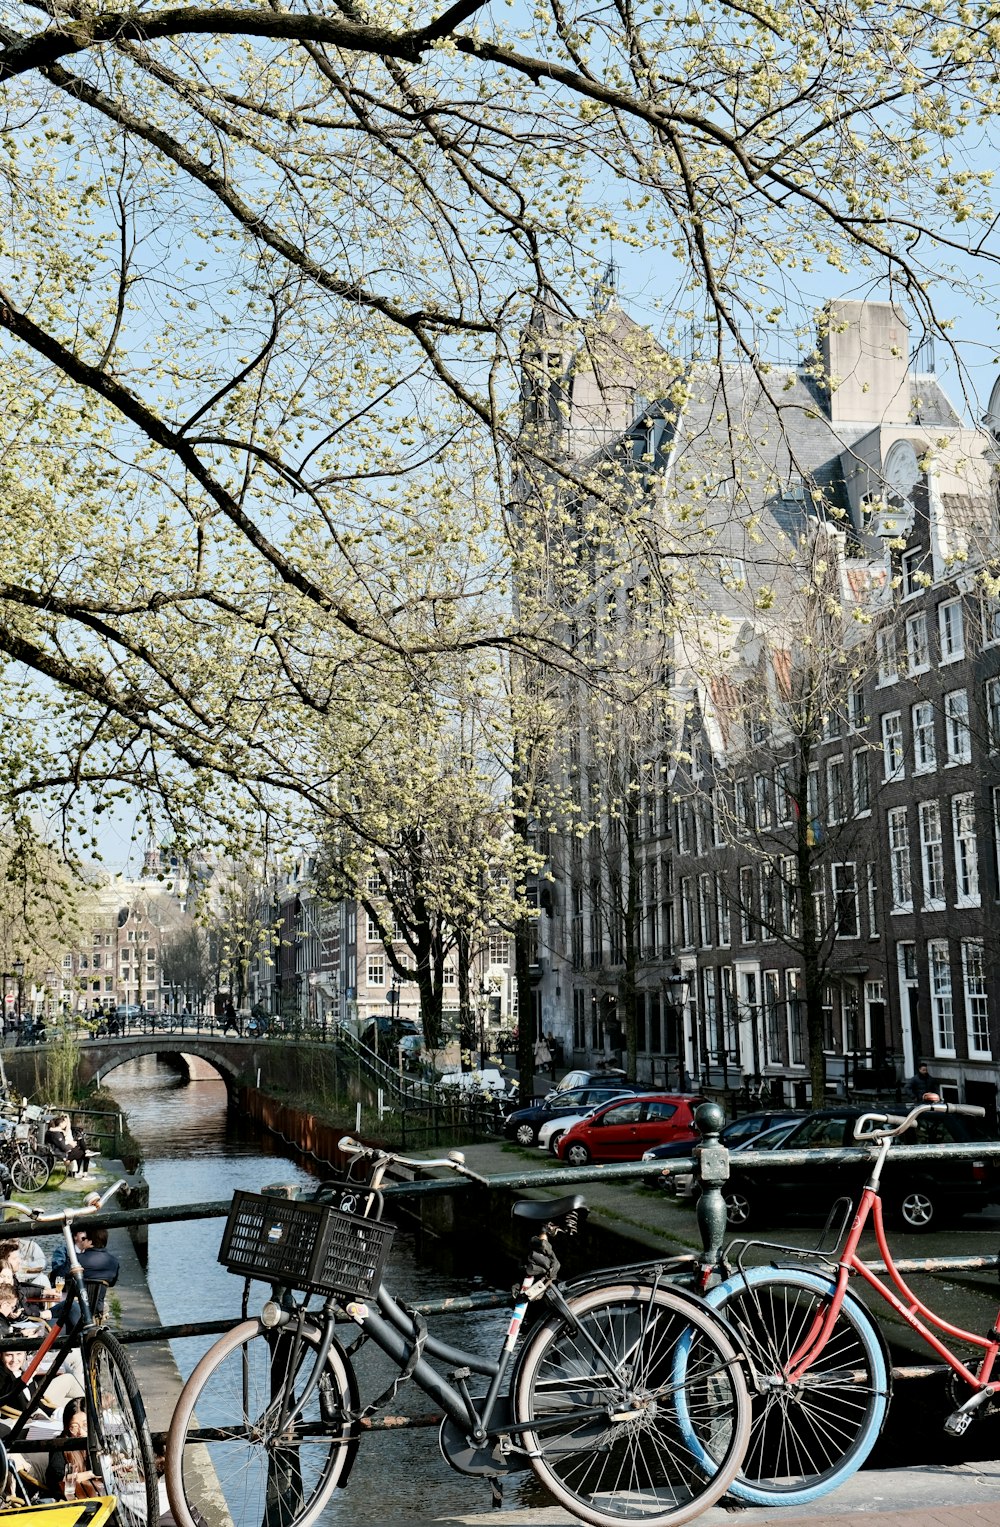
[219,1189,395,1300]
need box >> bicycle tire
[513,1280,751,1527]
[85,1327,160,1527]
[165,1317,356,1527]
[11,1149,50,1193]
[701,1267,888,1506]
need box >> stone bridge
[2,1031,343,1104]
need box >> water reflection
[109,1056,537,1523]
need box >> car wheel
[565,1142,591,1167]
[897,1186,937,1232]
[514,1123,537,1147]
[723,1187,753,1228]
[547,1130,565,1154]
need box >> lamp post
[13,959,24,1033]
[663,965,692,1089]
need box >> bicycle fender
[328,1329,363,1489]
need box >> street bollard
[692,1101,730,1285]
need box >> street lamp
[663,966,691,1088]
[13,959,24,1032]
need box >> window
[753,773,771,831]
[866,863,879,938]
[716,878,731,946]
[938,599,965,662]
[807,766,820,821]
[963,940,991,1058]
[488,932,509,965]
[698,874,713,947]
[901,547,926,598]
[982,591,1000,646]
[852,750,871,815]
[888,807,912,909]
[680,877,695,948]
[911,701,936,773]
[918,799,945,907]
[847,683,866,730]
[989,678,1000,751]
[905,612,929,673]
[944,689,971,764]
[876,628,897,685]
[781,856,799,937]
[928,939,955,1055]
[92,954,101,970]
[774,762,794,825]
[832,863,859,937]
[443,966,456,986]
[760,867,777,941]
[366,916,380,944]
[786,969,804,1065]
[952,793,980,905]
[826,756,846,824]
[733,781,750,837]
[675,801,691,854]
[367,955,385,986]
[882,711,904,780]
[739,866,755,943]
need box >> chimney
[820,301,910,425]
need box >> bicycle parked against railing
[1,1182,158,1527]
[687,1100,994,1508]
[165,1136,752,1527]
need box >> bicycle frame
[785,1131,1000,1395]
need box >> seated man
[52,1227,118,1331]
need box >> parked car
[641,1110,808,1189]
[710,1107,1000,1232]
[552,1067,632,1095]
[437,1068,513,1101]
[504,1084,640,1147]
[556,1093,707,1166]
[538,1103,620,1154]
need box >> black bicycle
[165,1137,751,1527]
[2,1182,158,1527]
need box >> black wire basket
[219,1189,395,1300]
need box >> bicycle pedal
[944,1410,973,1436]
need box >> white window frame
[901,548,926,599]
[852,750,871,815]
[905,611,929,674]
[963,939,991,1059]
[826,755,846,824]
[882,711,904,781]
[928,939,956,1056]
[876,628,898,685]
[832,862,859,938]
[918,798,945,909]
[888,806,912,911]
[938,598,965,663]
[911,701,936,774]
[988,677,1000,752]
[367,954,385,986]
[944,688,971,764]
[952,792,980,906]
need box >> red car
[556,1093,706,1166]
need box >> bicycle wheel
[165,1318,357,1527]
[11,1148,50,1192]
[702,1267,888,1506]
[85,1328,159,1527]
[513,1280,751,1527]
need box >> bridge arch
[4,1034,249,1103]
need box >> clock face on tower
[883,439,920,505]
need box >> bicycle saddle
[512,1195,587,1224]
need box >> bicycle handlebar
[853,1101,986,1141]
[3,1177,127,1225]
[337,1136,488,1185]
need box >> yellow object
[0,1499,116,1527]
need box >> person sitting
[0,1347,30,1421]
[46,1116,94,1179]
[51,1227,118,1331]
[44,1398,98,1500]
[907,1062,941,1103]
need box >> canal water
[108,1056,548,1521]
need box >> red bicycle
[698,1100,996,1507]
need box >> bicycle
[688,1099,993,1508]
[165,1136,752,1527]
[1,1181,158,1527]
